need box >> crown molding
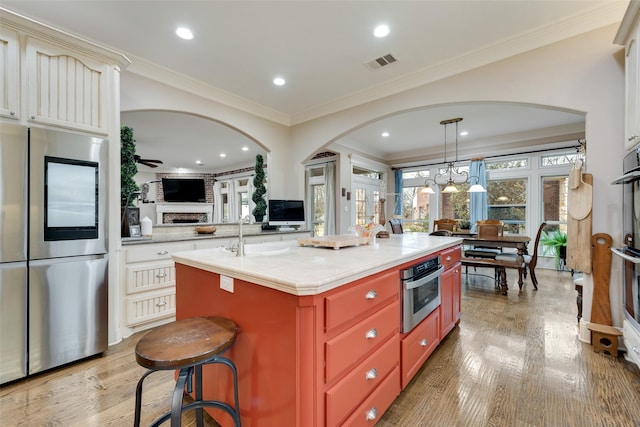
[289,2,627,125]
[0,7,130,68]
[125,54,291,126]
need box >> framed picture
[129,225,141,238]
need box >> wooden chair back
[476,220,504,239]
[528,222,547,267]
[434,219,457,232]
[389,219,403,234]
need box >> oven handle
[403,265,444,290]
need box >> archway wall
[290,24,625,329]
[120,72,292,199]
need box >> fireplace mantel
[156,203,213,224]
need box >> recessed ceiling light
[381,131,390,137]
[220,153,226,158]
[242,146,249,151]
[273,77,286,86]
[176,27,194,40]
[374,24,390,38]
[195,160,202,164]
[459,131,469,136]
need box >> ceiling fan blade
[134,155,163,167]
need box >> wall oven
[401,256,443,333]
[612,147,640,367]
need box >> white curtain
[227,180,237,222]
[305,168,313,232]
[247,177,255,219]
[469,159,488,232]
[324,162,336,235]
[213,181,223,223]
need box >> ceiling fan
[134,155,163,168]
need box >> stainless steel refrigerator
[0,123,108,384]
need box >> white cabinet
[616,3,640,150]
[123,241,194,331]
[0,9,129,134]
[25,37,110,134]
[0,26,19,120]
[625,29,640,149]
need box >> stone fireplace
[156,203,213,224]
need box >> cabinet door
[26,37,109,134]
[0,27,19,120]
[440,267,455,336]
[626,30,640,149]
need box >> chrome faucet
[236,215,252,257]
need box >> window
[401,170,431,231]
[486,158,528,170]
[542,175,568,234]
[311,183,325,236]
[487,178,527,234]
[541,153,579,167]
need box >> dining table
[461,234,531,294]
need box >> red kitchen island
[172,233,462,426]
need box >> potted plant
[252,154,267,222]
[540,229,567,269]
[121,125,139,236]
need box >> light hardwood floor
[1,268,639,426]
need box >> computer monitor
[268,200,305,231]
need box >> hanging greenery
[121,126,139,207]
[252,154,267,221]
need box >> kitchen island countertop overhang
[172,233,462,295]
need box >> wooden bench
[461,257,524,295]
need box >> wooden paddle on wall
[590,233,613,326]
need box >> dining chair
[496,221,546,290]
[389,218,404,234]
[464,220,504,286]
[429,229,452,236]
[434,218,457,232]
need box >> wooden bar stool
[134,316,241,427]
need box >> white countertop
[172,233,462,296]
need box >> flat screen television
[161,178,206,203]
[268,200,305,230]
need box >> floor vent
[365,53,398,71]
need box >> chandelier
[423,117,486,194]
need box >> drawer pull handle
[365,407,377,421]
[156,273,168,279]
[365,368,377,380]
[156,301,167,307]
[365,290,377,300]
[365,328,377,339]
[446,256,452,261]
[628,135,639,142]
[157,250,169,255]
[420,338,428,347]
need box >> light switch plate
[220,275,234,293]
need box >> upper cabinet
[0,7,129,134]
[0,26,19,120]
[616,2,640,150]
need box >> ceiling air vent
[365,53,398,71]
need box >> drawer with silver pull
[125,288,176,326]
[325,335,399,426]
[325,301,399,382]
[125,261,176,294]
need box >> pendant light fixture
[423,117,486,194]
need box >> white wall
[289,24,626,331]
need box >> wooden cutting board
[590,233,613,326]
[298,234,371,249]
[566,173,592,273]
